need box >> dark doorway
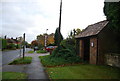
[83,38,90,62]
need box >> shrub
[1,39,7,50]
[41,37,81,66]
[28,51,34,53]
[51,48,81,63]
[36,50,47,53]
[39,55,68,66]
[7,43,16,49]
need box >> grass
[39,55,73,67]
[36,50,47,53]
[9,57,32,65]
[27,50,34,53]
[46,64,120,79]
[2,72,27,79]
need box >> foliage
[51,46,81,63]
[104,2,120,49]
[46,64,120,79]
[1,38,7,50]
[40,53,81,67]
[39,55,74,67]
[9,57,32,65]
[104,2,120,31]
[54,28,63,46]
[26,44,31,48]
[28,50,34,53]
[36,50,47,53]
[31,40,38,47]
[38,44,44,50]
[49,28,81,65]
[37,33,55,46]
[2,72,27,79]
[15,44,20,49]
[68,28,81,38]
[7,43,16,50]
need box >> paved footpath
[25,53,49,79]
[3,53,50,80]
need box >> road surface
[2,48,32,65]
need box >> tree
[31,40,38,47]
[76,28,81,35]
[68,28,81,39]
[54,27,63,46]
[104,2,120,32]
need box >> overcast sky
[1,0,106,43]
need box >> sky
[0,0,106,43]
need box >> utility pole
[23,33,25,59]
[59,0,62,32]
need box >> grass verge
[9,57,32,65]
[46,64,120,79]
[2,72,27,79]
[36,50,47,53]
[27,51,34,53]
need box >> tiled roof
[75,20,109,38]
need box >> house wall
[90,37,97,64]
[79,40,84,59]
[98,25,118,64]
[76,39,80,56]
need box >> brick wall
[90,37,97,64]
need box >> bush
[40,55,82,67]
[7,43,16,49]
[51,48,81,63]
[1,39,7,50]
[40,38,81,66]
[39,55,69,66]
[36,50,47,53]
[16,44,20,49]
[28,51,34,53]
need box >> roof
[7,39,19,44]
[75,20,109,38]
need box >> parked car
[45,46,57,52]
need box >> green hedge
[0,39,7,49]
[36,50,47,53]
[7,43,16,49]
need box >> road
[2,48,32,65]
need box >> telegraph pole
[23,33,25,59]
[59,0,62,32]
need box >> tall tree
[54,28,63,46]
[104,2,120,32]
